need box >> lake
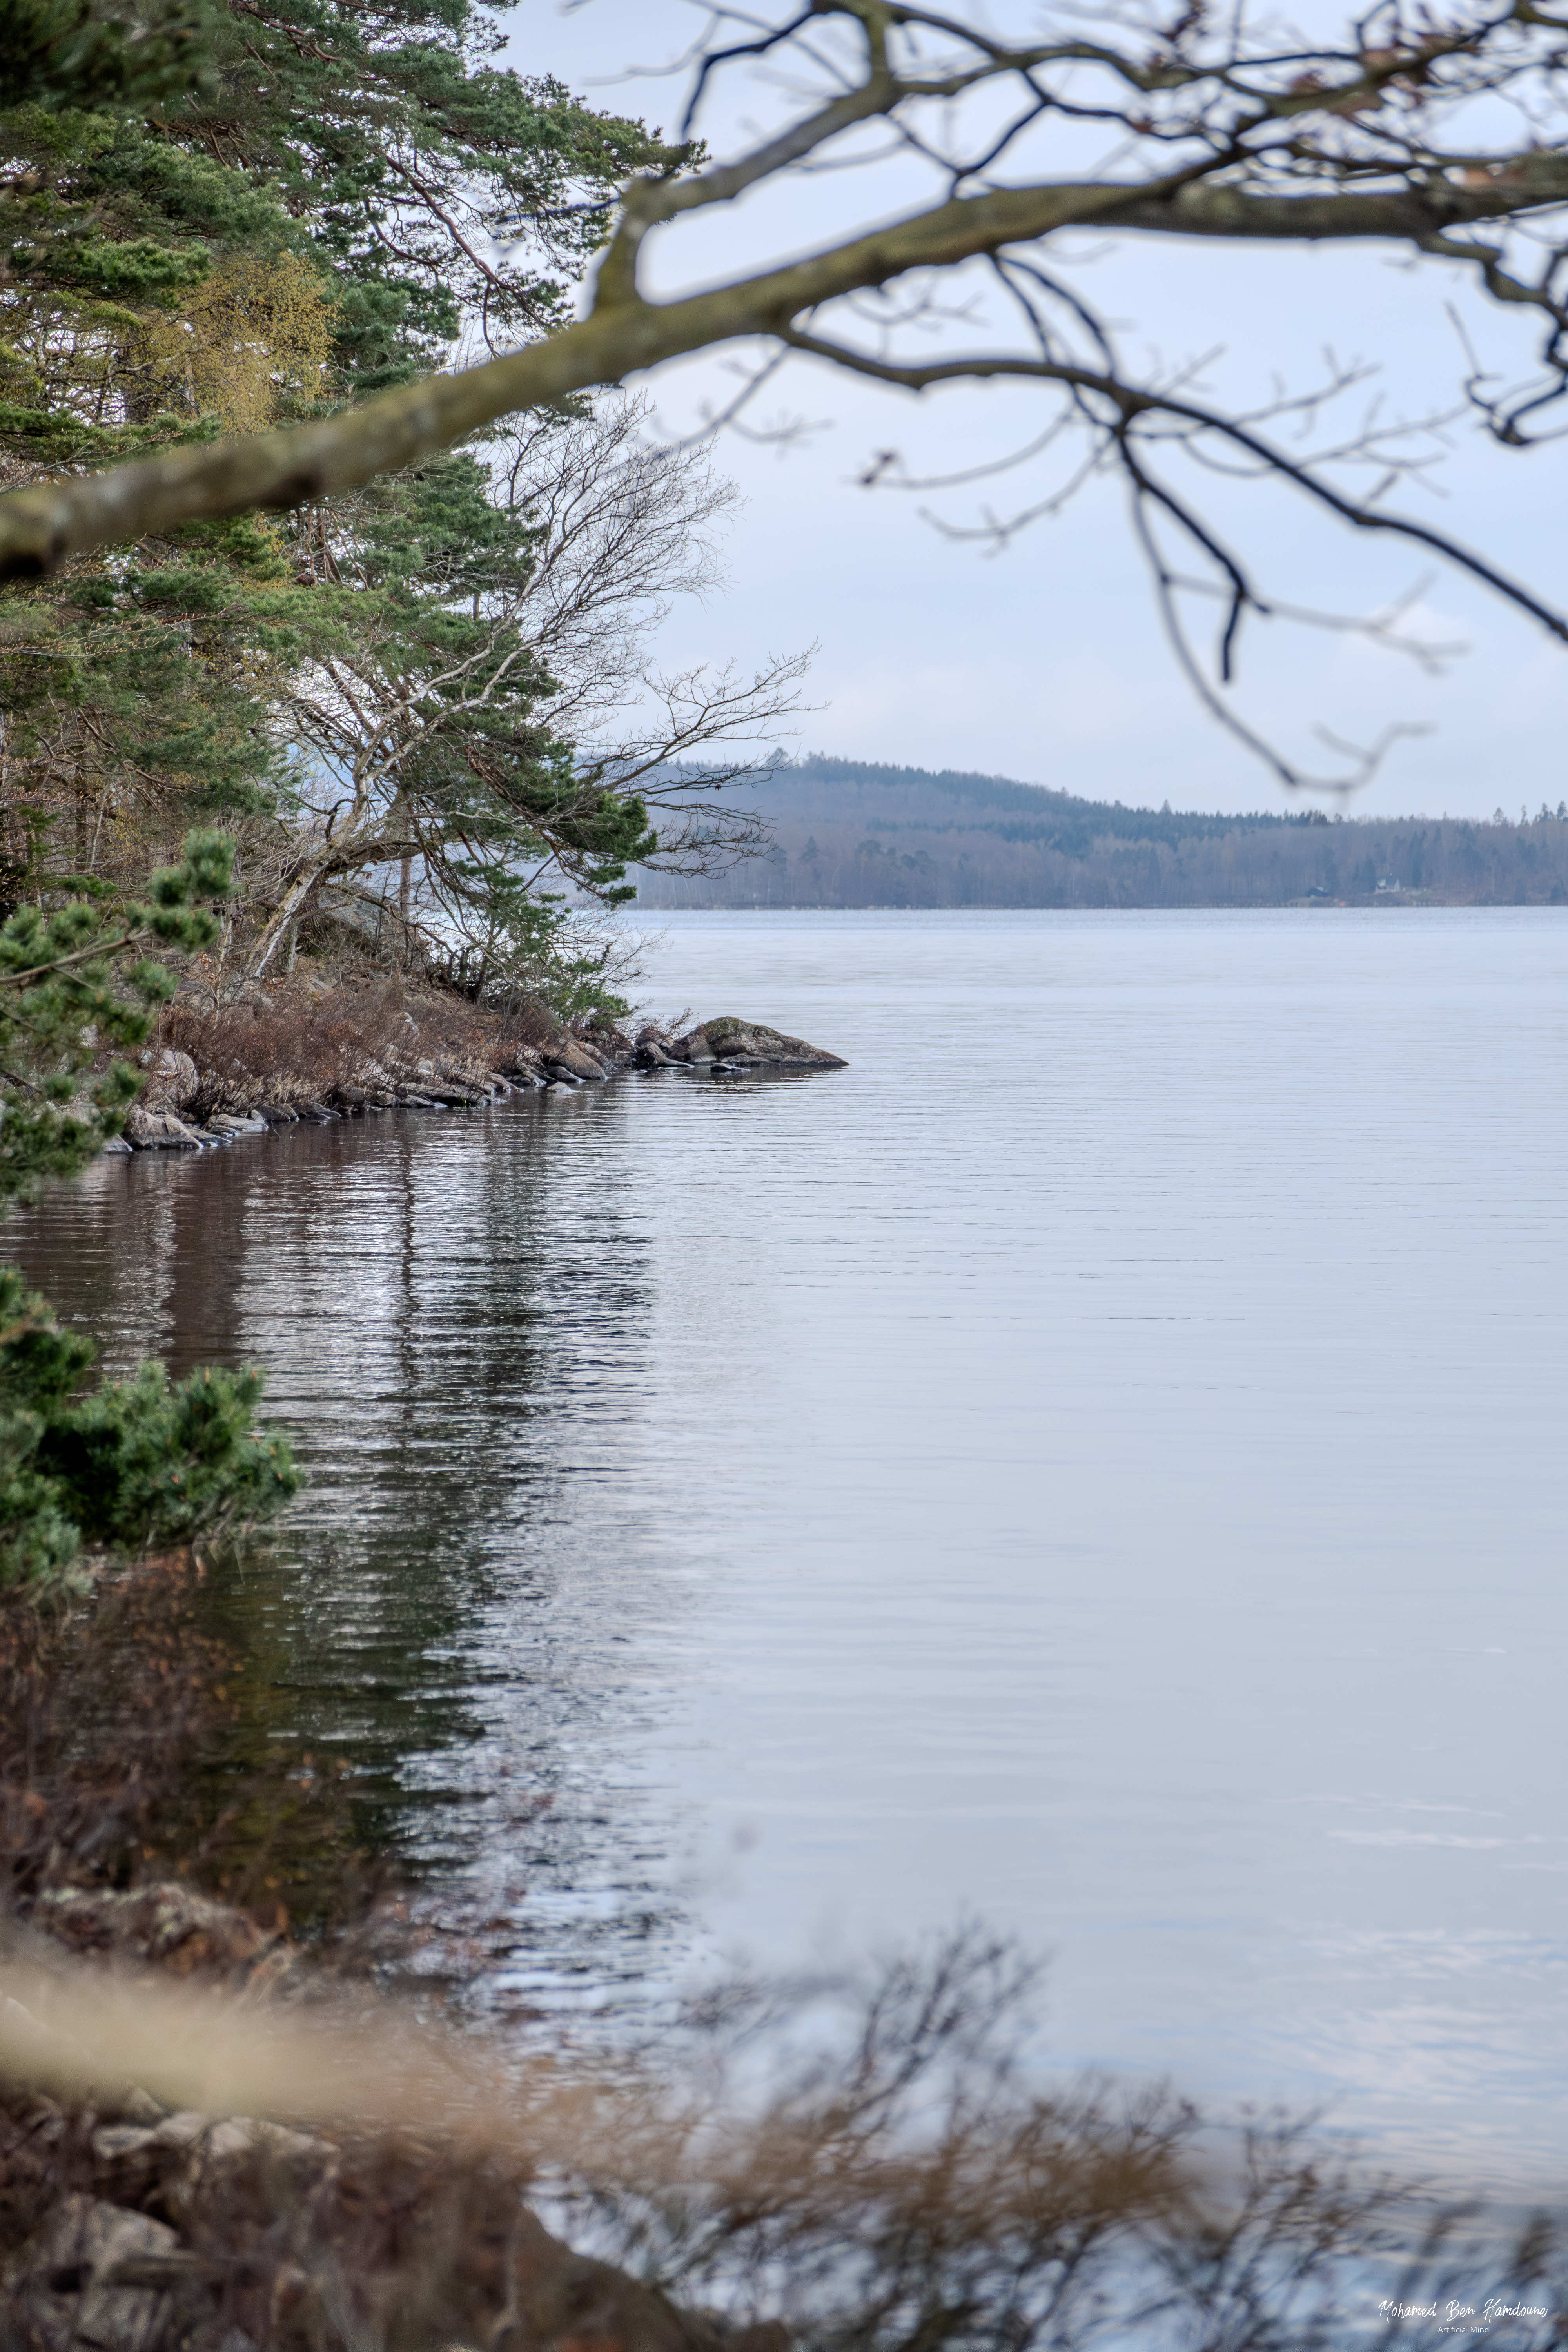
[9,907,1568,2188]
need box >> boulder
[91,2111,337,2212]
[7,2198,184,2351]
[676,1027,715,1064]
[635,1040,673,1066]
[33,1884,288,1988]
[138,1046,199,1107]
[580,1022,635,1067]
[123,1104,204,1151]
[546,1038,609,1082]
[684,1019,846,1070]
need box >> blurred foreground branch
[3,1909,1568,2351]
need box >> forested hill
[633,757,1568,909]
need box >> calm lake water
[8,908,1568,2186]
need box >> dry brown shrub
[4,1921,1567,2352]
[156,978,569,1117]
[0,1555,230,1915]
[0,1555,388,1950]
[160,985,411,1115]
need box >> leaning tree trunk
[249,865,325,978]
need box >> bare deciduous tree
[2,0,1566,782]
[248,399,805,980]
[492,398,806,865]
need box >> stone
[635,1041,673,1066]
[91,2123,164,2163]
[582,1023,635,1066]
[33,1884,283,1985]
[123,1104,204,1151]
[690,1018,847,1069]
[117,2087,167,2127]
[8,2196,182,2351]
[678,1026,715,1063]
[544,1038,608,1082]
[138,1046,199,1106]
[99,1135,133,1155]
[95,2110,335,2197]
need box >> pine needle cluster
[0,832,299,1596]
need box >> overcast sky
[523,2,1567,821]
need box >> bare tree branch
[3,0,1567,791]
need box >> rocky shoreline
[2,1881,788,2352]
[2,1548,800,2352]
[116,1001,848,1155]
[2,1001,851,2348]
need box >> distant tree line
[634,760,1568,911]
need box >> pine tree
[0,0,685,918]
[0,828,300,1596]
[250,442,660,985]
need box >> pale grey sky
[523,1,1567,820]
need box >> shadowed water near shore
[3,1076,713,2017]
[6,907,1568,2190]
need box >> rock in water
[545,1038,610,1081]
[684,1018,847,1069]
[123,1103,205,1150]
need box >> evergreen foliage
[0,824,228,1187]
[0,831,299,1597]
[169,0,691,384]
[260,442,661,988]
[0,0,714,982]
[0,5,765,1591]
[0,1270,299,1593]
[0,0,219,113]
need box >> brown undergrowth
[154,976,573,1122]
[4,1906,1568,2351]
[0,1553,388,1942]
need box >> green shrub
[0,830,301,1596]
[0,1270,298,1593]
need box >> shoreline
[115,987,848,1156]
